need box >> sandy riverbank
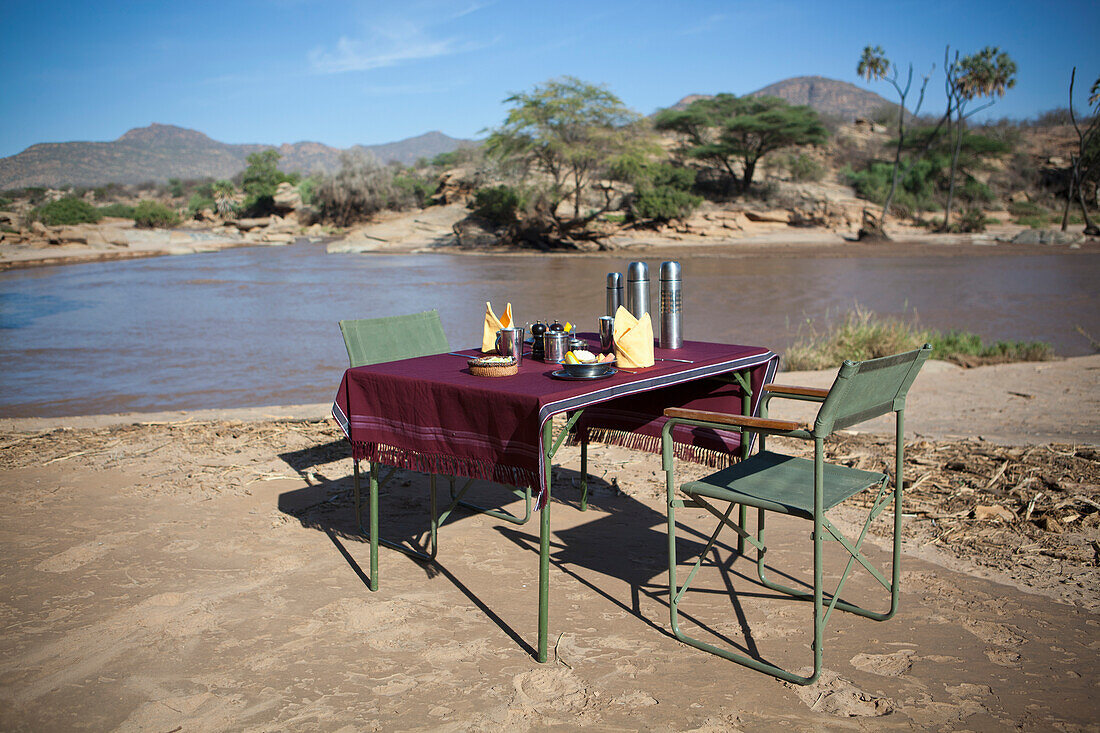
[1,357,1097,729]
[2,203,1097,271]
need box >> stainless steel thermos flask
[606,272,623,316]
[626,261,650,319]
[659,260,683,349]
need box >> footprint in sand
[35,540,115,573]
[986,648,1022,667]
[371,673,417,696]
[788,668,894,717]
[849,649,915,677]
[512,667,592,713]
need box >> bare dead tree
[1061,67,1100,235]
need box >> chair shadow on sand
[274,441,813,662]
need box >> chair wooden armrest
[763,383,830,399]
[664,407,806,432]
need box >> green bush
[22,187,49,205]
[0,197,12,208]
[430,150,462,168]
[428,148,479,169]
[612,161,702,223]
[297,175,321,207]
[98,203,136,218]
[132,200,181,228]
[1008,199,1043,217]
[778,152,826,182]
[632,186,702,222]
[783,306,1054,370]
[187,193,215,217]
[31,198,102,226]
[473,185,524,224]
[241,150,300,215]
[843,159,940,215]
[954,208,988,233]
[1015,214,1046,228]
[392,174,436,208]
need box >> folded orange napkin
[481,301,514,352]
[612,305,654,368]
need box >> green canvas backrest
[813,344,932,436]
[339,310,450,367]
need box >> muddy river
[1,241,1097,417]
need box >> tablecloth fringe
[577,427,738,469]
[352,441,540,490]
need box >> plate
[550,368,618,381]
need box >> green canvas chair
[660,345,932,684]
[340,311,451,567]
[339,310,531,584]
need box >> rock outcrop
[1010,229,1086,245]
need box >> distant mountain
[669,75,900,122]
[0,124,474,189]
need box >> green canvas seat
[681,450,887,519]
[661,345,932,685]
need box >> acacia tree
[856,45,932,237]
[1062,68,1100,235]
[654,94,828,192]
[941,46,1017,230]
[485,77,642,239]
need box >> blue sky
[1,0,1097,157]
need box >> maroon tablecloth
[333,337,778,509]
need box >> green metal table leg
[369,460,379,592]
[539,419,553,663]
[579,435,588,512]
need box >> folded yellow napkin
[612,305,654,369]
[481,301,514,352]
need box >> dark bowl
[562,361,613,378]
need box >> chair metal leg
[737,504,746,556]
[667,487,820,684]
[352,459,439,593]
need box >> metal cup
[495,326,525,365]
[543,331,569,363]
[598,316,615,352]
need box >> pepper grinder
[606,272,623,316]
[530,321,547,361]
[626,261,650,319]
[659,260,683,349]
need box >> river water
[1,241,1097,417]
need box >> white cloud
[308,4,493,75]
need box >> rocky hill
[0,124,472,189]
[672,75,899,122]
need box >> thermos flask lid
[660,261,682,280]
[607,272,622,287]
[627,261,649,281]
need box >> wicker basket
[468,357,519,377]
